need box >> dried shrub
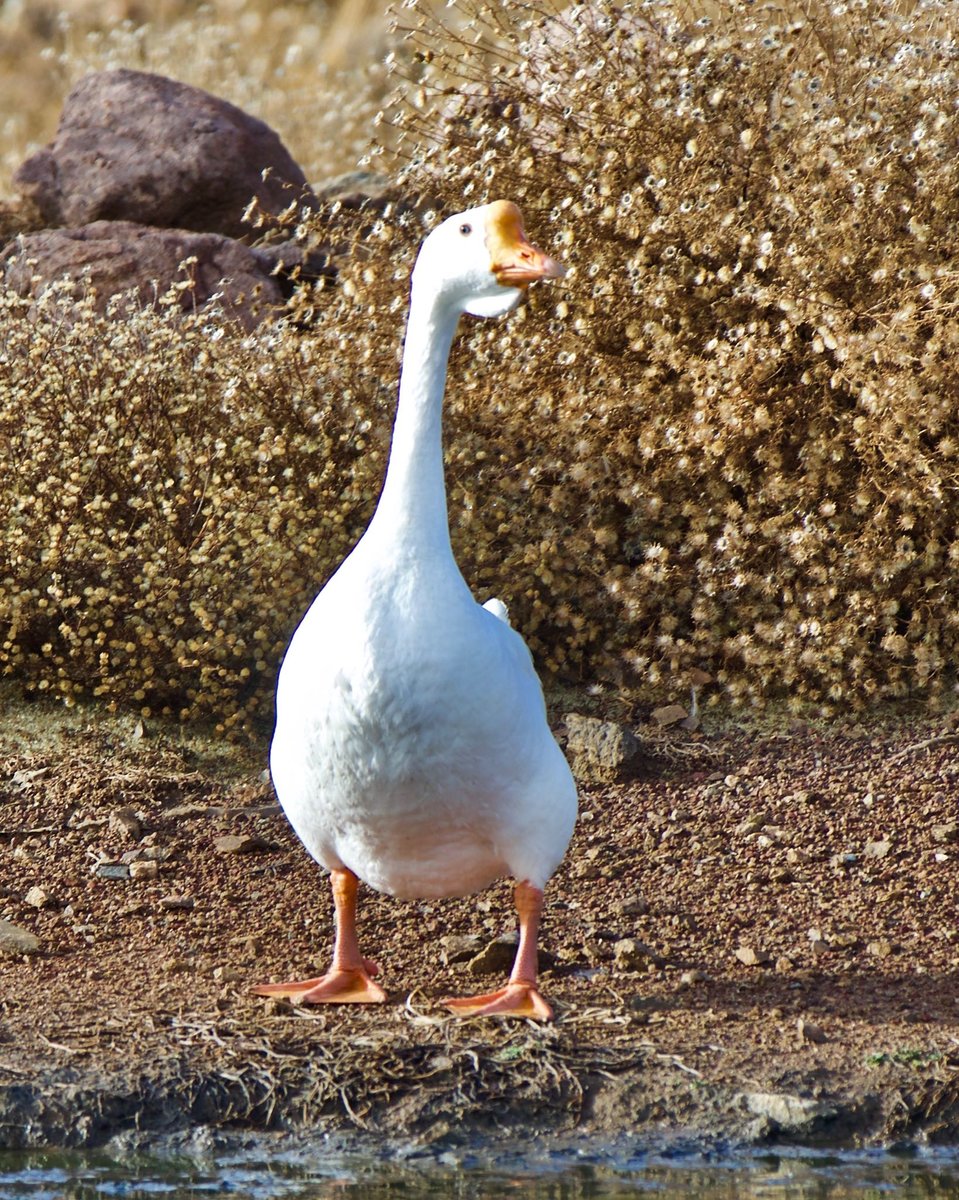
[381,0,959,712]
[3,0,959,721]
[0,284,388,728]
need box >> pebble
[0,919,40,955]
[159,896,195,911]
[613,937,662,971]
[651,704,688,727]
[467,933,519,976]
[864,840,892,859]
[734,946,771,967]
[931,822,958,844]
[129,860,159,881]
[867,939,895,958]
[23,885,54,909]
[213,834,269,855]
[109,807,143,840]
[798,1017,828,1044]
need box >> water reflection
[1,1149,959,1199]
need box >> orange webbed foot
[441,980,554,1021]
[253,966,386,1005]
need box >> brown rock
[564,712,645,783]
[23,886,54,909]
[613,937,663,970]
[14,69,317,239]
[213,834,269,855]
[109,806,143,841]
[798,1017,828,1044]
[0,920,40,956]
[931,822,958,844]
[2,221,284,331]
[734,946,771,966]
[129,860,159,881]
[439,934,484,966]
[650,704,688,728]
[467,933,519,976]
[864,840,893,859]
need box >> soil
[1,685,958,1155]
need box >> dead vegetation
[1,1,958,722]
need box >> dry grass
[1,0,958,722]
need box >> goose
[254,200,577,1020]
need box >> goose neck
[370,288,460,552]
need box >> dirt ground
[1,684,958,1154]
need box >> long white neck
[367,280,460,556]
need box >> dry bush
[0,284,390,728]
[2,0,959,722]
[380,0,959,712]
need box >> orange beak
[486,200,565,287]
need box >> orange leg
[441,881,554,1021]
[253,868,386,1005]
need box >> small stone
[736,811,770,836]
[931,822,958,844]
[109,806,143,840]
[770,867,794,884]
[213,834,268,855]
[0,919,40,956]
[774,956,794,973]
[734,946,771,967]
[95,863,131,880]
[467,933,519,976]
[129,860,159,881]
[864,840,892,859]
[23,885,54,909]
[439,934,484,966]
[784,790,827,806]
[744,1092,835,1131]
[212,966,245,983]
[798,1017,828,1044]
[679,969,707,987]
[613,937,663,971]
[867,939,895,959]
[650,704,688,728]
[786,848,809,865]
[159,896,195,911]
[616,894,650,917]
[564,713,646,783]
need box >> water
[2,1147,959,1200]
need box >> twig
[887,734,959,764]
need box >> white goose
[255,201,577,1020]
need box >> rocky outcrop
[1,221,285,330]
[14,69,318,240]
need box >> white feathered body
[271,530,577,899]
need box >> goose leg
[441,881,554,1021]
[253,868,387,1004]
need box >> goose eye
[459,223,472,236]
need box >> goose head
[412,200,565,319]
